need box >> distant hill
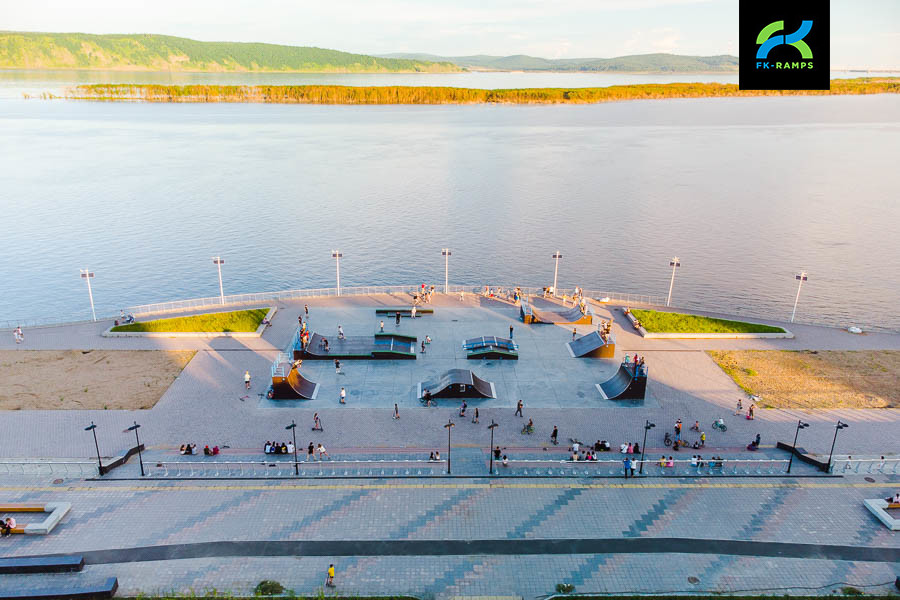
[0,32,460,73]
[380,52,740,73]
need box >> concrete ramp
[520,298,592,325]
[271,365,320,400]
[418,368,496,399]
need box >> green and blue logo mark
[755,20,814,70]
[740,0,829,91]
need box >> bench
[888,503,900,510]
[0,502,71,535]
[0,576,117,600]
[0,555,84,574]
[864,499,900,530]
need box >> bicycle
[712,420,727,432]
[521,424,535,435]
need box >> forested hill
[380,52,740,72]
[0,32,460,73]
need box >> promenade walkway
[1,294,898,597]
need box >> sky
[2,0,898,69]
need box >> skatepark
[1,290,899,598]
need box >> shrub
[254,579,284,595]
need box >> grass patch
[111,309,268,333]
[631,309,785,334]
[708,350,900,408]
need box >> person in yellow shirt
[326,564,335,587]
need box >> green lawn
[111,308,268,333]
[631,309,785,334]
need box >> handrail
[0,460,99,476]
[829,458,900,474]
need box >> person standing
[550,426,558,445]
[298,315,303,328]
[244,370,251,390]
[304,304,309,317]
[411,305,417,319]
[472,407,479,424]
[312,413,322,431]
[334,359,342,375]
[623,457,631,478]
[340,387,346,404]
[393,403,400,420]
[395,311,401,327]
[326,564,335,587]
[734,398,743,415]
[509,325,514,339]
[421,340,426,354]
[515,399,523,417]
[379,320,384,332]
[337,325,344,339]
[307,442,316,461]
[573,328,577,341]
[317,443,329,459]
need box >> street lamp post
[84,421,103,476]
[551,252,563,295]
[126,421,144,476]
[80,269,96,321]
[332,250,343,296]
[666,258,681,307]
[791,271,808,323]
[442,249,451,294]
[826,420,849,473]
[786,419,809,473]
[286,420,298,475]
[487,420,499,474]
[639,420,655,474]
[443,419,455,475]
[212,257,225,305]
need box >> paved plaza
[1,294,898,597]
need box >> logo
[740,1,829,91]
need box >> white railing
[829,457,900,474]
[506,458,791,476]
[147,458,444,478]
[0,461,99,477]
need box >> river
[1,87,898,330]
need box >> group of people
[12,326,24,344]
[492,446,510,467]
[691,455,725,468]
[203,445,220,455]
[306,442,330,460]
[114,310,135,327]
[0,517,16,536]
[428,451,442,461]
[414,284,436,304]
[179,443,197,455]
[458,401,479,423]
[623,353,646,376]
[264,440,294,454]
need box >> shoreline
[56,78,900,104]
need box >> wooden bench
[0,555,84,574]
[888,502,900,510]
[0,504,46,513]
[0,502,71,535]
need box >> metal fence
[829,457,900,474]
[506,458,791,477]
[0,461,99,477]
[146,459,444,478]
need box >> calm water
[1,94,899,330]
[0,68,893,99]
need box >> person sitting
[697,455,705,468]
[620,443,628,453]
[888,492,900,504]
[435,451,441,461]
[666,456,674,468]
[203,445,212,456]
[501,455,509,467]
[280,443,288,454]
[287,441,294,454]
[1,517,16,537]
[632,442,640,454]
[429,452,436,461]
[212,446,220,455]
[626,443,633,454]
[571,451,579,461]
[425,335,432,344]
[691,421,700,431]
[180,444,187,455]
[659,456,667,467]
[264,441,272,454]
[494,446,501,460]
[754,433,761,446]
[600,440,611,452]
[187,444,196,455]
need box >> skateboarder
[340,387,346,404]
[312,413,322,431]
[395,311,401,326]
[334,359,342,374]
[244,370,251,390]
[509,325,513,339]
[337,325,344,339]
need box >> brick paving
[1,294,899,596]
